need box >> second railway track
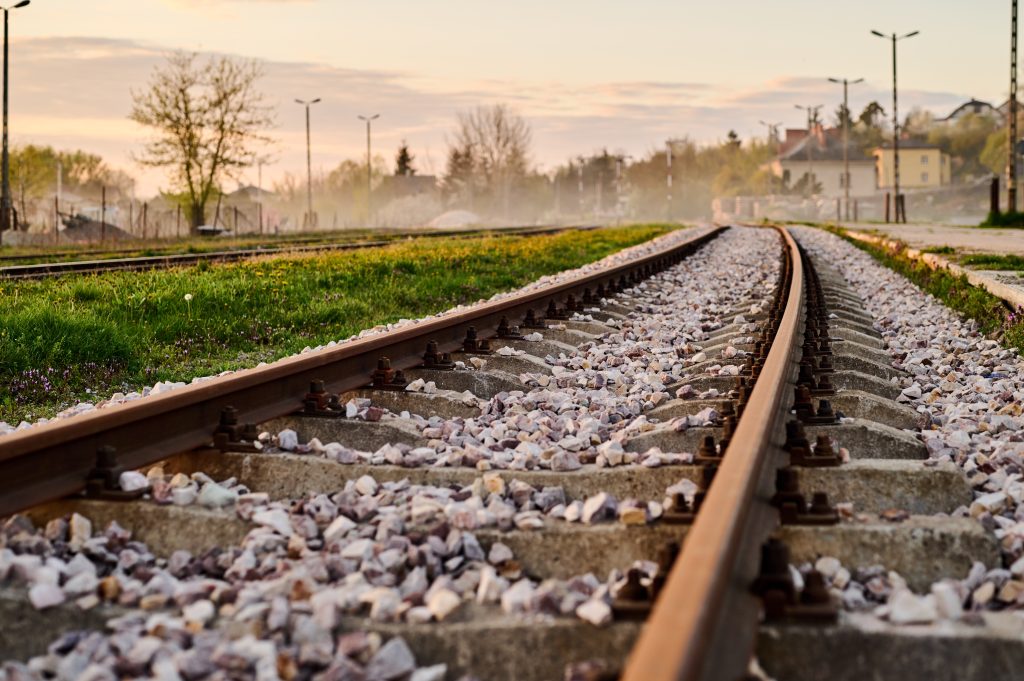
[0,223,1021,680]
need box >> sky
[5,0,1014,196]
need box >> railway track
[0,224,599,280]
[0,224,1020,680]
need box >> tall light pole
[871,29,919,223]
[358,114,379,225]
[295,98,320,229]
[795,104,822,196]
[758,120,782,147]
[1010,0,1019,213]
[828,77,864,220]
[0,1,28,242]
[666,140,674,220]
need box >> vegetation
[921,245,956,255]
[130,52,274,232]
[980,210,1024,228]
[958,253,1024,270]
[824,225,1024,351]
[0,224,672,423]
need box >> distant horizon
[4,1,1014,196]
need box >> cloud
[6,36,977,195]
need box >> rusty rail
[0,226,724,517]
[621,226,803,681]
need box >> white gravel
[793,225,1024,621]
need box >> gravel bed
[792,225,1024,626]
[263,226,781,472]
[0,226,796,680]
[0,227,716,439]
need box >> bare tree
[130,52,274,232]
[445,104,531,214]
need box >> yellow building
[873,142,951,190]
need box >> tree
[129,52,274,232]
[834,103,854,131]
[395,141,416,176]
[445,104,532,215]
[859,101,887,128]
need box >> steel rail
[621,226,803,681]
[0,226,724,517]
[0,224,601,279]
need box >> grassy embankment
[821,225,1024,351]
[0,227,477,266]
[0,224,673,423]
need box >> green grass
[921,245,956,255]
[820,225,1024,351]
[979,210,1024,228]
[0,224,674,423]
[958,253,1024,271]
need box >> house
[771,127,876,198]
[873,142,951,190]
[940,98,1000,124]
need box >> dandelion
[184,293,194,320]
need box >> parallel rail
[0,224,601,279]
[0,226,723,517]
[623,226,803,681]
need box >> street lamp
[871,29,919,223]
[758,120,782,146]
[295,98,320,229]
[828,77,864,220]
[794,104,822,196]
[357,114,379,225]
[0,0,28,242]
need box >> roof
[941,98,997,121]
[778,129,875,163]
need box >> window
[921,172,929,183]
[921,155,929,164]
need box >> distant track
[0,224,600,280]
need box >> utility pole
[358,114,380,225]
[295,98,320,229]
[872,29,919,223]
[828,77,864,220]
[666,141,673,220]
[795,104,822,196]
[0,1,28,243]
[1010,0,1019,213]
[257,161,264,235]
[577,157,584,217]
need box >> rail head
[621,226,803,681]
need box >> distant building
[771,127,876,198]
[940,98,1000,124]
[873,141,951,190]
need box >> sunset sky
[6,0,1013,195]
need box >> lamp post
[1010,0,1019,213]
[0,0,28,243]
[871,29,919,223]
[794,104,822,196]
[357,114,379,225]
[828,77,864,220]
[295,98,320,229]
[666,140,674,220]
[758,120,782,147]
